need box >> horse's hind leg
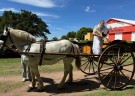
[58,58,73,89]
[66,64,73,83]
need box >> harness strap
[39,40,46,66]
[8,32,14,45]
[70,43,75,54]
[68,42,78,58]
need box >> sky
[0,0,135,39]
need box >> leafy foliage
[61,31,76,39]
[76,27,93,40]
[60,27,93,40]
[52,37,58,40]
[67,31,76,38]
[0,10,50,37]
[61,35,68,39]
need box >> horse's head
[0,26,36,52]
[0,29,9,52]
[0,26,18,53]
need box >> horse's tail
[75,56,81,69]
[73,44,81,70]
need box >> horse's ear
[6,27,8,31]
[4,26,8,31]
[3,26,8,36]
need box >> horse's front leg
[35,73,44,91]
[29,71,36,88]
[29,65,44,91]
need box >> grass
[0,58,76,76]
[83,88,135,96]
[39,60,64,72]
[0,58,22,76]
[0,81,24,93]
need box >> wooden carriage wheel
[80,55,98,75]
[79,44,98,75]
[98,44,135,90]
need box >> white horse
[0,27,81,91]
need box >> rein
[1,31,15,50]
[8,31,14,45]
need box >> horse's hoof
[66,80,73,84]
[57,85,65,90]
[27,87,37,92]
[37,88,44,92]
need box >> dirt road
[0,69,135,96]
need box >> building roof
[107,18,135,25]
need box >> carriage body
[78,39,135,90]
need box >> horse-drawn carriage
[0,27,135,91]
[77,40,135,90]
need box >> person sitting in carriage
[92,20,109,55]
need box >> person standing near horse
[21,55,31,82]
[9,45,32,82]
[92,20,109,55]
[3,45,31,82]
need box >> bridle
[0,29,16,51]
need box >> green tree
[52,37,58,40]
[61,35,68,39]
[76,27,93,40]
[0,10,50,37]
[61,31,76,40]
[67,31,76,38]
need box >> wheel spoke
[119,52,128,63]
[120,55,132,65]
[107,70,114,87]
[103,62,114,66]
[83,62,89,71]
[100,67,114,72]
[114,70,118,89]
[81,58,88,61]
[112,48,118,64]
[109,56,116,65]
[119,70,129,79]
[122,63,133,67]
[102,69,114,80]
[88,62,92,73]
[117,47,121,64]
[117,71,122,83]
[81,60,89,67]
[122,68,133,73]
[93,61,98,67]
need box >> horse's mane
[9,28,36,43]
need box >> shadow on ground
[27,76,101,95]
[125,79,135,90]
[27,75,135,94]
